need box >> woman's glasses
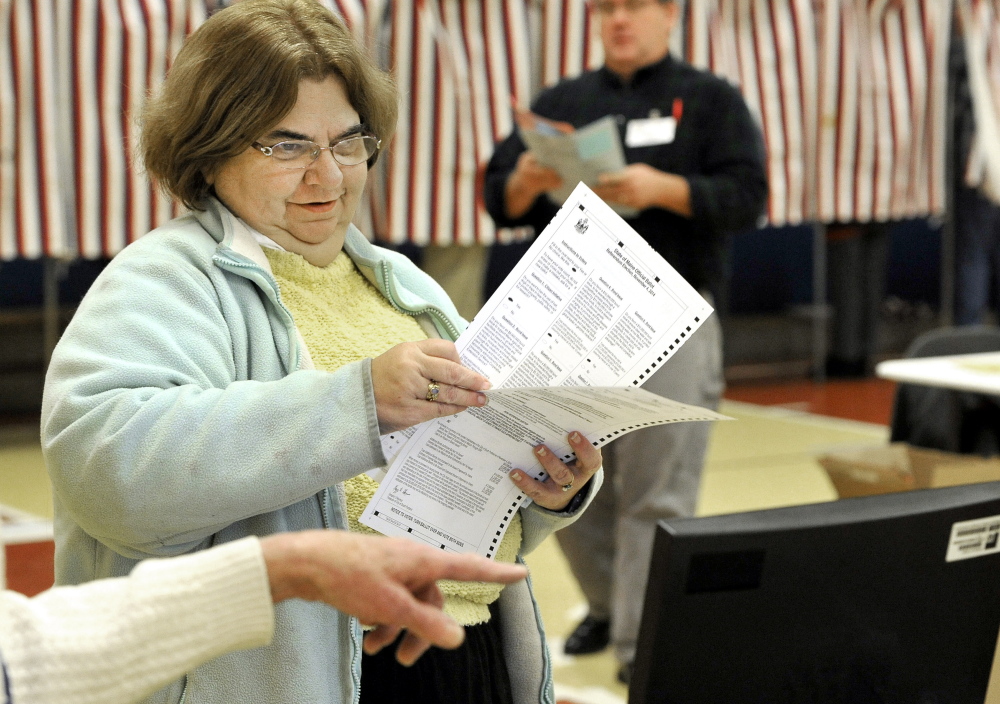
[252,134,381,169]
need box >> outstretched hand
[260,531,528,665]
[371,339,491,434]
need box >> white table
[875,351,1000,395]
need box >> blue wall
[0,220,943,314]
[726,219,942,315]
[0,259,110,307]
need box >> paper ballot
[516,113,639,218]
[362,183,728,557]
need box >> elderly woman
[40,1,601,703]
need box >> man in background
[482,0,767,684]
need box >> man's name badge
[625,116,676,147]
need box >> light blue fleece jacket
[40,197,601,704]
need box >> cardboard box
[818,443,1000,498]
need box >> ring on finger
[561,481,574,492]
[425,381,440,403]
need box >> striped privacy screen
[1,0,206,261]
[0,0,977,258]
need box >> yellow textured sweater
[264,248,521,625]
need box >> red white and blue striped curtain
[512,0,954,227]
[683,0,949,226]
[1,0,68,260]
[1,0,961,258]
[69,0,205,259]
[813,0,951,224]
[683,0,818,227]
[374,0,609,246]
[322,0,384,41]
[0,0,205,261]
[957,0,1000,204]
[532,0,602,89]
[375,0,533,246]
[516,0,818,227]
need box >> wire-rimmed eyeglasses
[252,133,381,169]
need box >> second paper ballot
[363,183,729,557]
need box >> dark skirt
[359,602,513,704]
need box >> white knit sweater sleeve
[0,536,274,704]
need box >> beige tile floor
[0,400,890,703]
[0,423,52,520]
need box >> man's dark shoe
[563,615,610,655]
[617,661,633,686]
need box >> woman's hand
[509,431,603,511]
[371,339,491,434]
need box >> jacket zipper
[320,485,364,704]
[213,253,302,371]
[376,261,461,341]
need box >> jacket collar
[192,196,371,273]
[599,52,674,89]
[191,197,462,342]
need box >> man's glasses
[590,0,662,16]
[252,133,381,169]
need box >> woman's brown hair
[141,0,397,210]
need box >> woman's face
[208,75,368,267]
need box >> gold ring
[561,482,574,492]
[425,381,440,402]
